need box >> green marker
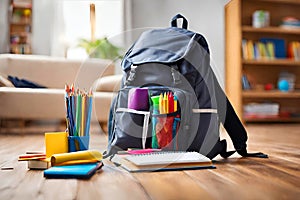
[151,96,160,148]
[151,96,160,114]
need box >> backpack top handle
[171,14,188,29]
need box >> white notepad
[124,151,211,166]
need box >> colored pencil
[64,84,93,137]
[85,91,93,136]
[75,90,82,136]
[81,94,86,136]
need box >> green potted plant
[77,37,123,60]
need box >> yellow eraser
[45,132,68,158]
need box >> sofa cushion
[0,73,14,87]
[95,74,122,92]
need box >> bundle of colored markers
[158,92,177,114]
[65,84,93,137]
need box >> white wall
[31,0,54,55]
[128,0,229,87]
[0,0,10,53]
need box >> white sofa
[0,54,122,132]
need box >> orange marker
[174,95,177,112]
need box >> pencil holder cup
[68,136,89,152]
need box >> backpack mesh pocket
[152,112,180,150]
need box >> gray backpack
[105,14,267,159]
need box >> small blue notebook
[44,162,103,179]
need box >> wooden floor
[0,123,299,200]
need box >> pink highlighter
[127,149,161,154]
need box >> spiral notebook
[113,151,215,172]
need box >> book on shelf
[260,38,286,59]
[280,17,300,30]
[242,74,251,90]
[241,38,286,60]
[111,151,215,173]
[288,41,300,61]
[244,103,280,118]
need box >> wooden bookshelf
[244,116,300,123]
[9,0,32,54]
[242,90,300,98]
[225,0,300,123]
[257,0,300,4]
[242,26,300,34]
[243,59,300,66]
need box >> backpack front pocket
[112,108,151,151]
[107,86,193,155]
